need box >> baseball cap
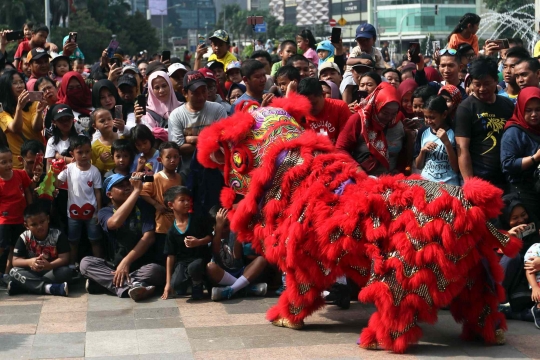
[51,104,74,121]
[318,62,341,77]
[168,63,187,77]
[355,24,377,39]
[207,61,224,71]
[183,70,207,92]
[51,54,70,64]
[27,47,51,62]
[198,68,217,82]
[146,61,167,77]
[104,174,130,193]
[117,74,137,88]
[122,65,139,75]
[209,29,230,43]
[351,54,375,71]
[226,61,242,73]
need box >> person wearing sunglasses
[412,48,467,101]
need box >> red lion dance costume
[197,91,521,353]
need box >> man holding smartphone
[26,48,51,91]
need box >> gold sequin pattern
[350,265,369,276]
[381,270,407,306]
[317,261,331,276]
[370,215,381,228]
[413,284,433,306]
[411,206,434,226]
[336,250,349,264]
[330,227,344,243]
[298,283,311,295]
[390,314,419,340]
[352,224,363,241]
[486,220,510,247]
[289,303,303,315]
[426,263,451,291]
[401,180,471,209]
[388,251,419,277]
[478,305,491,328]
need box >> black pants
[9,266,72,294]
[0,224,25,273]
[171,258,206,291]
[500,253,533,312]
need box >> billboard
[149,0,167,15]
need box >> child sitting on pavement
[162,186,213,300]
[8,201,71,296]
[207,207,267,301]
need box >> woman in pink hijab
[141,71,181,129]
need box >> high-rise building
[270,0,329,26]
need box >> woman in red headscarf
[336,82,406,175]
[397,79,418,119]
[438,84,462,124]
[501,87,540,216]
[56,71,93,119]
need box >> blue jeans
[67,217,102,242]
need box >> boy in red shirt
[297,78,350,144]
[13,25,50,72]
[0,147,33,277]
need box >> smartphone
[408,42,421,63]
[6,30,25,42]
[161,50,171,62]
[27,91,43,102]
[331,28,341,44]
[198,36,206,47]
[357,90,369,101]
[113,105,123,133]
[68,32,77,43]
[432,40,440,51]
[108,57,122,68]
[489,39,510,50]
[137,94,146,115]
[107,38,119,58]
[33,153,43,173]
[519,222,537,239]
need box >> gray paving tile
[222,302,271,314]
[135,317,184,330]
[189,336,245,352]
[134,307,180,319]
[0,334,34,360]
[132,297,179,309]
[139,354,194,360]
[87,294,133,311]
[83,356,135,360]
[87,308,134,321]
[86,317,137,332]
[29,332,85,359]
[241,335,294,348]
[185,324,285,339]
[86,330,139,357]
[0,304,42,315]
[137,328,191,354]
[0,313,40,325]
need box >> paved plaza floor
[0,282,539,359]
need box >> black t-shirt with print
[164,215,213,265]
[454,95,514,184]
[13,228,70,262]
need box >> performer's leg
[266,258,337,328]
[450,261,507,345]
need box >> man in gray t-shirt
[168,71,227,175]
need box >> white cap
[122,65,139,74]
[168,63,187,77]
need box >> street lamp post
[205,21,208,37]
[398,10,432,53]
[157,4,182,50]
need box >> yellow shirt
[140,171,182,233]
[91,138,117,175]
[0,102,45,169]
[208,51,237,70]
[534,40,540,58]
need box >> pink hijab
[142,71,181,128]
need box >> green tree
[484,0,533,14]
[50,9,112,62]
[275,24,299,41]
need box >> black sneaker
[7,281,23,296]
[49,282,69,297]
[128,285,155,302]
[192,283,204,300]
[85,278,106,294]
[532,306,540,329]
[325,283,350,310]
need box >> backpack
[146,109,168,129]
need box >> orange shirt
[140,171,182,234]
[448,33,479,54]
